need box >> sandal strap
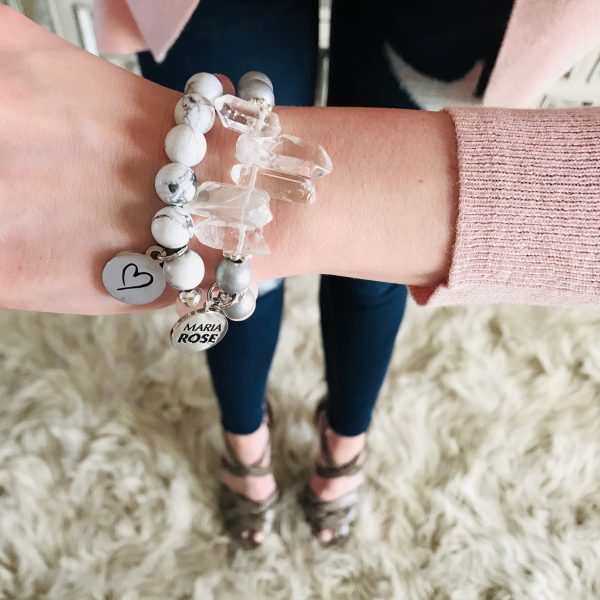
[219,484,278,536]
[315,400,366,480]
[220,484,279,520]
[301,484,359,534]
[315,450,365,479]
[220,399,274,478]
[220,455,272,478]
[298,399,366,544]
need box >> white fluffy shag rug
[0,275,599,600]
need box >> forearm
[0,7,457,314]
[261,107,457,287]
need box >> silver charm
[170,309,228,353]
[102,252,166,305]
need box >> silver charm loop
[206,282,243,310]
[219,291,241,309]
[146,245,189,262]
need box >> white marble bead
[165,125,207,167]
[174,93,216,134]
[238,79,275,106]
[162,249,205,291]
[184,72,224,102]
[151,206,194,249]
[155,163,197,206]
[238,71,273,90]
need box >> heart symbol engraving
[117,263,154,291]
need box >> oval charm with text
[170,309,228,353]
[102,252,166,305]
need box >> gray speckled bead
[162,249,205,290]
[222,290,256,321]
[165,124,207,167]
[155,163,197,206]
[151,206,194,249]
[238,79,275,106]
[174,93,216,134]
[238,71,273,90]
[215,258,252,294]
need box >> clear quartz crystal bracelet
[102,71,332,353]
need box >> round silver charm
[102,252,166,305]
[170,309,228,353]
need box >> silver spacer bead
[179,288,202,308]
[223,252,250,262]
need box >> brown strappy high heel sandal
[218,402,279,549]
[300,399,367,547]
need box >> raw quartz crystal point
[236,133,333,179]
[233,133,332,204]
[196,220,270,256]
[188,181,272,256]
[231,164,317,205]
[213,94,281,137]
[189,181,272,228]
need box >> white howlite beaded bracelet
[102,71,332,353]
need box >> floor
[0,276,599,599]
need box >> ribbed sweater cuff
[411,107,600,307]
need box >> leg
[320,276,408,436]
[304,277,406,545]
[138,0,319,545]
[304,0,411,544]
[206,281,284,434]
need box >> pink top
[412,107,600,307]
[94,0,600,307]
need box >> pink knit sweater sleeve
[411,107,600,308]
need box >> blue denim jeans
[139,0,408,436]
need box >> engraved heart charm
[102,252,167,305]
[118,263,154,291]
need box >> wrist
[195,106,319,285]
[98,77,182,313]
[104,70,329,352]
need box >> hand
[0,6,185,313]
